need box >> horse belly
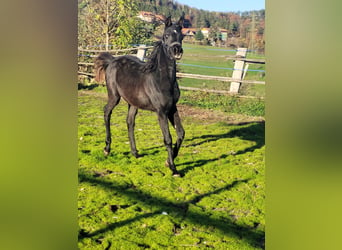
[116,74,156,111]
[125,92,155,111]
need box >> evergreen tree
[194,29,204,41]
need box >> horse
[94,15,185,176]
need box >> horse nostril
[173,45,182,54]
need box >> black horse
[94,15,185,176]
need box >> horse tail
[94,52,114,82]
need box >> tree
[209,25,219,40]
[194,29,204,41]
[230,22,240,35]
[78,0,149,49]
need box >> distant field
[177,44,265,97]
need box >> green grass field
[78,89,265,249]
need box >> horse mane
[142,41,163,73]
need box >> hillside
[135,0,265,52]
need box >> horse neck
[157,45,176,81]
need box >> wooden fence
[78,45,265,96]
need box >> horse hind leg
[103,92,120,156]
[126,104,140,158]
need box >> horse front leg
[168,107,185,160]
[157,112,179,176]
[127,104,140,158]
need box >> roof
[182,28,197,36]
[137,11,166,22]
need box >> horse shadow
[179,121,265,175]
[78,170,264,249]
[78,83,100,90]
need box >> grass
[78,89,265,249]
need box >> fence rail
[78,46,154,53]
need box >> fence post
[229,47,247,93]
[136,44,147,60]
[242,63,249,80]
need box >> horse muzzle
[170,42,183,60]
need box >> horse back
[108,55,178,112]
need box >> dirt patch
[78,89,107,100]
[79,90,264,125]
[177,104,264,125]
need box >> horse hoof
[165,160,181,176]
[133,152,141,158]
[103,149,109,156]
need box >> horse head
[162,15,184,60]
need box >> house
[181,28,197,42]
[155,14,166,23]
[137,11,154,23]
[201,28,210,38]
[182,28,197,36]
[198,28,229,41]
[219,28,228,40]
[137,11,165,24]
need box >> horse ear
[177,13,185,28]
[165,16,172,27]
